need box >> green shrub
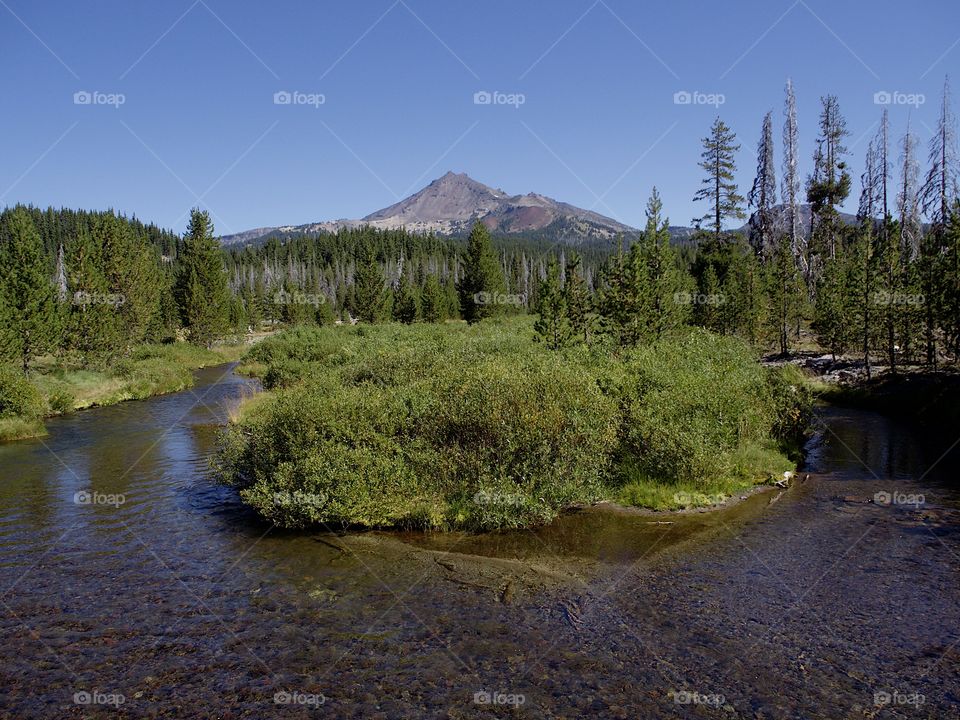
[262,360,311,389]
[47,390,76,414]
[0,365,44,419]
[610,330,786,486]
[219,320,811,527]
[219,322,619,530]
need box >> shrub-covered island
[217,318,810,531]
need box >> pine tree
[0,208,56,372]
[806,96,851,264]
[940,201,960,359]
[859,110,891,222]
[443,278,460,320]
[65,224,113,363]
[698,264,723,332]
[597,235,637,347]
[534,257,569,349]
[458,222,505,323]
[353,244,386,323]
[693,117,745,239]
[875,216,903,372]
[848,222,877,379]
[421,273,445,323]
[813,245,854,359]
[279,279,312,326]
[563,253,592,344]
[392,272,420,324]
[638,187,691,339]
[721,241,767,342]
[766,237,804,355]
[315,293,336,326]
[175,209,230,347]
[241,282,261,330]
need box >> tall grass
[0,340,246,442]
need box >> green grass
[0,416,47,442]
[218,318,811,530]
[615,441,795,511]
[0,340,249,442]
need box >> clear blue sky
[2,0,958,235]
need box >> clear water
[1,366,957,718]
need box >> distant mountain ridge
[218,171,859,247]
[219,171,636,246]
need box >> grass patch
[218,319,811,531]
[0,341,239,442]
[0,416,47,442]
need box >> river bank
[0,341,249,443]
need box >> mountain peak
[220,172,636,245]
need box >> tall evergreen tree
[638,188,691,339]
[352,244,386,323]
[693,117,745,239]
[392,271,420,324]
[563,253,592,344]
[421,273,445,323]
[65,224,113,363]
[97,214,166,349]
[766,237,804,354]
[175,209,230,346]
[534,257,569,349]
[940,201,960,359]
[458,222,505,324]
[0,208,56,372]
[806,95,851,264]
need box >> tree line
[534,77,960,375]
[0,206,231,371]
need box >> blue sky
[2,0,958,235]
